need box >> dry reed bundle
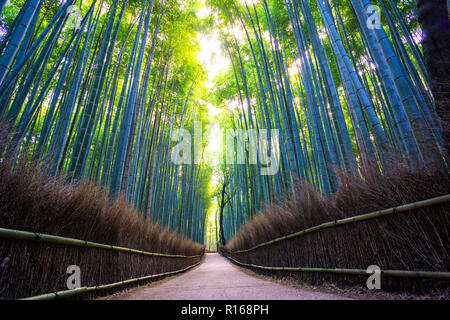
[0,146,204,299]
[223,163,449,293]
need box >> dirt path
[105,253,350,300]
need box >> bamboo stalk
[224,256,450,280]
[21,261,201,300]
[0,227,202,259]
[229,194,450,253]
[20,287,89,300]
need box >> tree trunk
[219,182,227,246]
[415,0,450,159]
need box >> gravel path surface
[107,253,350,300]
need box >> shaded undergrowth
[221,163,449,293]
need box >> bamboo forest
[0,0,449,301]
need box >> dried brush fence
[0,157,204,300]
[220,165,450,293]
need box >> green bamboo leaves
[212,0,445,241]
[0,0,209,243]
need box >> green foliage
[0,0,213,244]
[206,0,443,241]
[0,0,445,247]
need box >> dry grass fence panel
[0,156,204,300]
[221,165,450,292]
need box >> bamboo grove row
[0,0,208,243]
[213,0,445,241]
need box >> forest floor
[99,253,349,300]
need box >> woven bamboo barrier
[21,261,201,300]
[229,194,450,254]
[0,227,202,258]
[224,256,450,280]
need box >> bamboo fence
[220,194,450,280]
[224,256,450,279]
[228,194,450,254]
[2,194,449,298]
[0,227,202,258]
[20,262,202,300]
[0,227,203,299]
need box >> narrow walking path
[107,253,349,300]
